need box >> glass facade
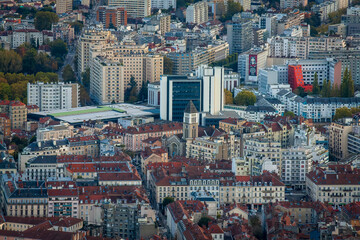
[172,81,201,122]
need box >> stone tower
[183,100,199,139]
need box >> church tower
[183,100,199,139]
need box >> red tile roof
[98,172,141,182]
[307,166,360,185]
[125,122,182,135]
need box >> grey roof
[277,90,291,97]
[204,111,241,119]
[246,106,277,112]
[10,189,48,198]
[24,139,68,152]
[29,155,57,164]
[265,98,283,104]
[0,161,16,169]
[184,100,198,113]
[304,97,360,104]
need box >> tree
[162,197,174,207]
[34,11,59,31]
[163,56,173,74]
[284,111,295,117]
[321,79,331,98]
[50,39,68,59]
[81,68,90,88]
[22,48,37,74]
[224,89,233,104]
[234,90,256,106]
[0,49,22,73]
[348,70,355,98]
[79,84,91,106]
[294,86,307,97]
[138,81,148,102]
[312,73,320,95]
[221,0,243,22]
[62,65,76,83]
[198,217,212,228]
[331,83,340,97]
[333,107,352,121]
[108,22,116,30]
[125,76,138,102]
[69,21,84,35]
[341,68,350,97]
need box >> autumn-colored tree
[234,90,256,106]
[224,89,233,104]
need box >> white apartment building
[186,1,208,25]
[282,147,313,189]
[12,29,44,49]
[243,138,282,175]
[287,58,342,86]
[90,56,124,104]
[238,47,268,85]
[27,82,79,111]
[148,82,160,106]
[108,0,151,18]
[224,70,239,92]
[151,0,176,10]
[268,36,346,59]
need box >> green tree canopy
[312,73,320,95]
[284,111,295,117]
[34,11,59,31]
[62,65,76,83]
[333,107,352,121]
[221,0,243,22]
[234,90,256,106]
[295,86,307,97]
[162,197,174,207]
[340,68,354,98]
[50,39,68,59]
[81,68,90,88]
[320,79,331,98]
[0,49,22,73]
[198,217,212,228]
[138,81,148,102]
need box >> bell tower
[183,100,199,139]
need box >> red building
[97,6,127,28]
[288,65,312,92]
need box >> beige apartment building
[159,15,170,35]
[0,100,27,130]
[186,134,237,162]
[329,120,353,160]
[306,165,360,207]
[90,56,125,104]
[77,30,116,73]
[36,122,75,142]
[56,0,72,14]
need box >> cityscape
[0,0,359,239]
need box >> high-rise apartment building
[329,119,353,161]
[90,56,125,104]
[151,0,176,10]
[167,41,229,75]
[77,30,117,73]
[280,0,307,9]
[186,1,208,25]
[108,0,151,18]
[56,0,72,14]
[238,47,268,85]
[227,20,253,54]
[97,6,127,28]
[27,82,79,111]
[0,100,27,130]
[160,65,224,122]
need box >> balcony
[262,190,274,193]
[343,188,352,192]
[322,189,331,192]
